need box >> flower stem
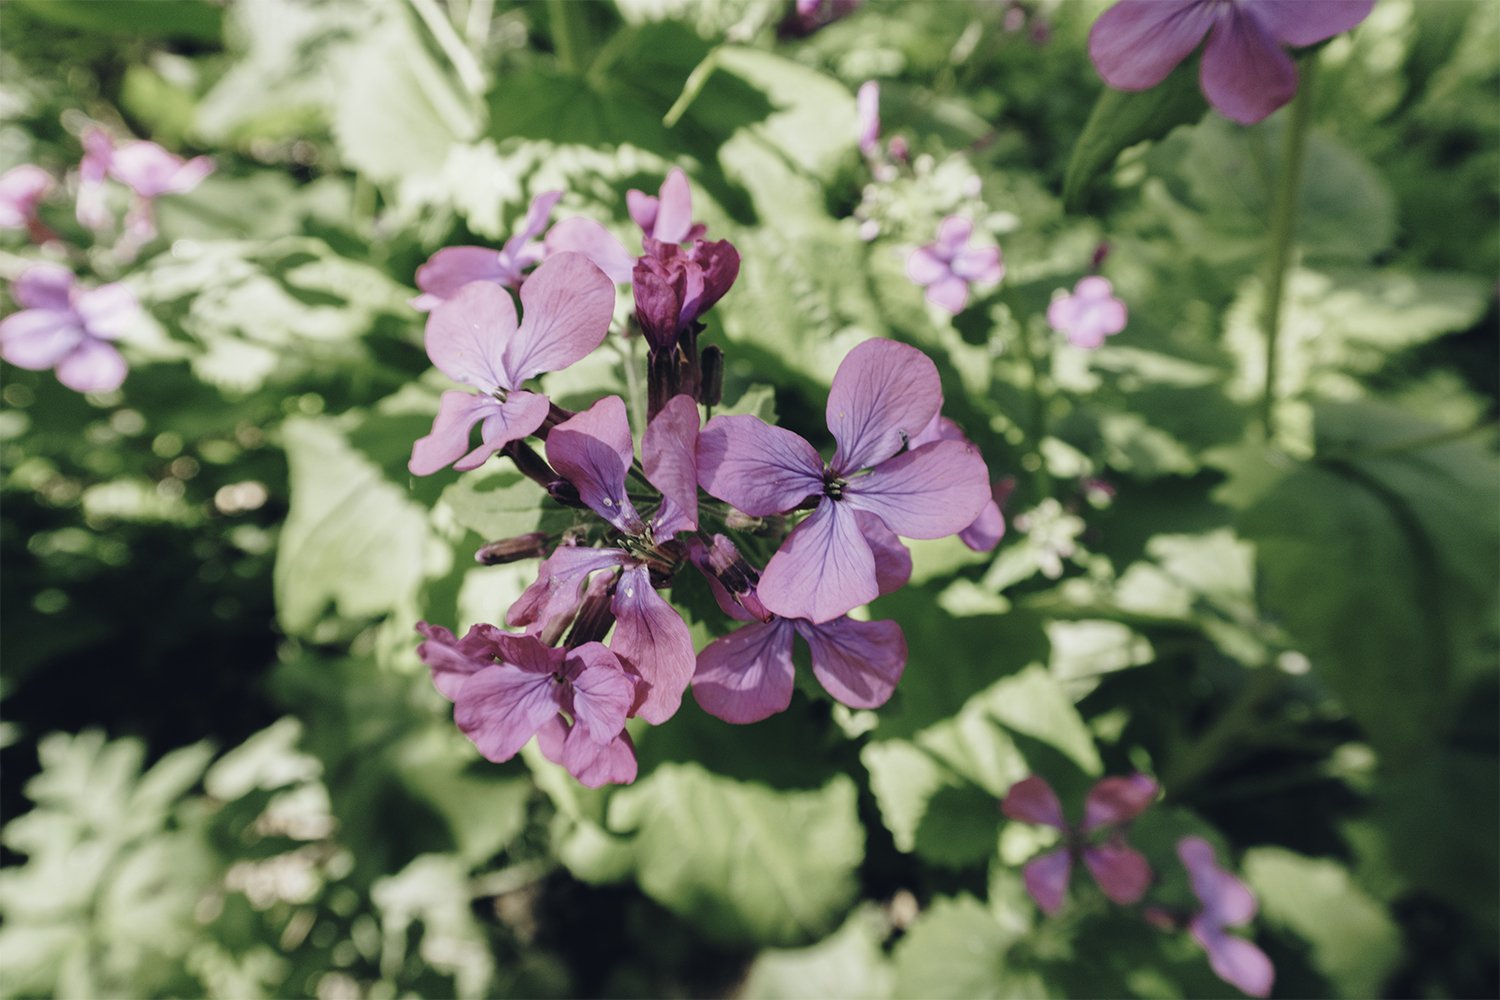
[1009,295,1053,497]
[1260,57,1317,441]
[546,0,585,74]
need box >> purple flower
[1002,773,1158,915]
[910,414,1009,552]
[1047,276,1128,349]
[689,530,909,723]
[697,339,991,624]
[906,216,1004,314]
[0,263,139,393]
[632,237,741,351]
[415,623,639,787]
[1177,837,1275,997]
[0,165,54,234]
[407,251,615,476]
[77,126,214,238]
[545,168,705,284]
[411,190,563,311]
[856,81,881,158]
[1089,0,1375,125]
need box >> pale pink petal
[504,251,616,385]
[501,189,564,258]
[958,498,1005,551]
[0,165,53,229]
[564,641,635,742]
[925,274,970,314]
[906,247,948,285]
[684,537,761,624]
[826,338,943,474]
[1023,849,1073,916]
[856,80,881,156]
[538,717,639,787]
[416,622,499,701]
[164,155,215,195]
[453,665,561,762]
[842,439,991,539]
[414,247,509,308]
[626,189,659,234]
[424,281,519,390]
[545,217,636,283]
[643,393,700,536]
[1083,839,1153,904]
[610,563,695,724]
[408,391,498,476]
[758,499,878,625]
[651,168,694,244]
[796,616,905,709]
[546,395,643,533]
[935,215,973,251]
[1190,918,1276,998]
[0,310,83,370]
[1179,836,1258,927]
[1252,0,1374,47]
[1200,6,1299,125]
[856,512,912,596]
[696,414,824,516]
[13,263,74,310]
[1088,0,1222,91]
[457,390,551,471]
[507,545,631,634]
[950,244,1003,285]
[1082,773,1159,831]
[1001,775,1068,829]
[55,339,127,393]
[72,282,140,340]
[692,618,798,724]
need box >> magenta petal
[796,616,906,709]
[626,189,658,234]
[415,246,509,305]
[416,622,497,701]
[1190,918,1276,998]
[692,618,798,724]
[1083,839,1153,905]
[632,257,687,349]
[856,80,880,155]
[0,310,84,370]
[1001,775,1068,829]
[502,189,564,257]
[564,642,635,742]
[683,239,739,318]
[1088,0,1221,91]
[935,215,973,251]
[539,717,639,787]
[696,414,824,517]
[454,664,561,763]
[424,282,519,390]
[73,282,140,340]
[547,396,643,533]
[505,251,616,385]
[1179,836,1258,927]
[13,263,74,310]
[651,168,694,244]
[925,274,970,314]
[643,393,700,536]
[545,217,636,283]
[826,339,943,473]
[758,500,878,625]
[1023,849,1073,916]
[1082,773,1159,831]
[684,537,759,624]
[1252,0,1373,47]
[842,439,991,539]
[507,545,630,634]
[1200,6,1299,125]
[610,564,695,724]
[856,512,912,596]
[55,338,127,393]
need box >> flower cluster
[411,172,998,786]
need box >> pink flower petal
[925,274,970,314]
[959,498,1005,551]
[651,168,695,244]
[610,564,695,724]
[1023,849,1073,916]
[414,246,509,307]
[546,395,643,533]
[504,251,616,385]
[501,189,564,259]
[626,189,658,234]
[424,281,519,390]
[1190,918,1276,998]
[1001,775,1068,829]
[842,439,992,539]
[453,662,560,763]
[545,217,636,283]
[416,622,501,701]
[1179,836,1258,927]
[950,244,1003,285]
[72,282,140,340]
[856,512,912,596]
[906,246,948,285]
[758,499,878,625]
[1251,0,1374,47]
[696,413,824,517]
[826,339,943,474]
[1083,839,1153,904]
[12,263,74,310]
[55,338,127,393]
[1082,773,1159,831]
[507,545,631,635]
[692,618,798,724]
[564,642,635,742]
[0,309,83,370]
[0,165,53,229]
[856,80,881,156]
[459,391,552,471]
[1088,0,1221,91]
[537,717,639,787]
[1200,5,1299,125]
[409,391,495,476]
[643,393,700,536]
[796,615,906,709]
[935,215,973,251]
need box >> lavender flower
[857,81,881,158]
[910,414,1009,551]
[632,237,741,351]
[411,190,563,311]
[407,252,615,476]
[697,339,991,624]
[1178,836,1276,998]
[906,216,1004,314]
[545,168,703,283]
[1047,276,1128,349]
[1089,0,1375,125]
[0,263,139,393]
[1002,773,1158,914]
[0,165,54,236]
[77,126,214,241]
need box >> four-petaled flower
[411,190,563,311]
[1047,275,1128,349]
[407,251,615,476]
[1002,773,1158,914]
[698,338,991,624]
[546,168,702,283]
[1176,836,1276,997]
[0,263,140,393]
[77,125,214,241]
[906,216,1004,314]
[1089,0,1376,125]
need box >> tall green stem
[546,0,584,73]
[1009,298,1053,497]
[1260,58,1317,441]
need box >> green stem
[546,0,585,74]
[1009,297,1053,497]
[1260,57,1317,441]
[1161,665,1287,796]
[619,336,646,439]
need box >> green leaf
[13,0,221,41]
[607,764,864,946]
[1062,62,1207,211]
[275,417,430,636]
[741,907,894,1000]
[372,855,495,999]
[1243,848,1402,998]
[892,895,1045,999]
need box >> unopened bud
[505,439,560,488]
[1091,242,1111,271]
[547,478,584,507]
[699,345,723,407]
[475,532,549,565]
[565,574,617,647]
[648,347,678,420]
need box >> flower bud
[699,345,723,407]
[547,478,584,507]
[475,531,550,565]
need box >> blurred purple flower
[1048,275,1128,349]
[632,237,741,351]
[906,216,1004,314]
[0,165,54,235]
[1089,0,1375,125]
[779,0,862,37]
[416,623,639,787]
[411,190,562,311]
[1002,773,1158,914]
[407,252,615,476]
[911,415,1012,552]
[697,339,991,623]
[857,81,881,157]
[1178,836,1276,997]
[0,263,139,393]
[77,126,213,239]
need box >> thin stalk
[619,336,646,439]
[1260,58,1317,441]
[546,0,584,74]
[1010,300,1053,497]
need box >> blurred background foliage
[0,0,1495,997]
